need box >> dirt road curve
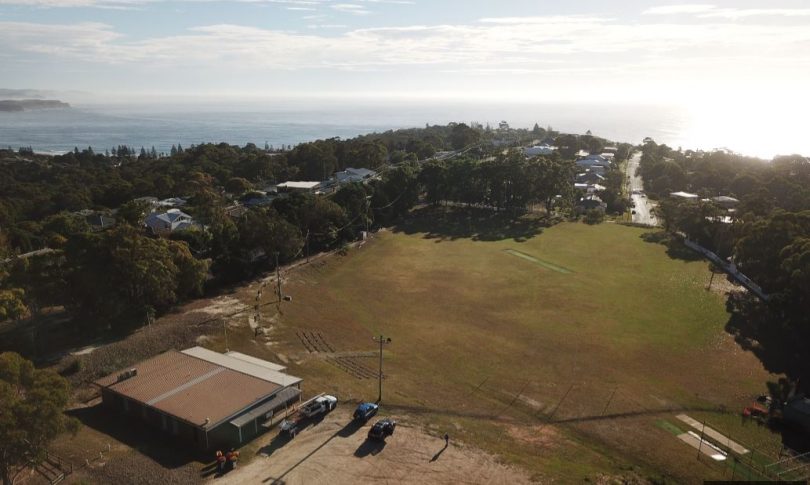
[216,410,531,485]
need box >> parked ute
[368,418,396,441]
[353,402,379,422]
[279,418,302,438]
[301,395,338,417]
[279,395,338,438]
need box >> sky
[1,0,809,107]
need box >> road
[626,153,658,226]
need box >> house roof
[712,196,740,204]
[225,351,287,372]
[670,191,699,199]
[183,346,300,387]
[345,167,376,178]
[146,208,192,224]
[94,348,300,429]
[157,197,187,207]
[277,181,321,190]
[85,214,116,227]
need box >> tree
[449,123,480,150]
[0,352,78,485]
[0,289,27,322]
[225,177,252,195]
[64,226,209,328]
[527,156,575,214]
[584,209,605,224]
[418,160,448,206]
[333,182,372,233]
[237,209,303,263]
[287,142,338,181]
[116,200,152,227]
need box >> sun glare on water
[676,97,809,159]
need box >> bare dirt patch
[216,409,532,485]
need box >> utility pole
[224,320,229,353]
[275,251,282,303]
[373,335,392,403]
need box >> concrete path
[676,414,749,455]
[678,431,727,461]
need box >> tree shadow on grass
[639,231,703,262]
[393,206,549,243]
[724,292,810,453]
[67,404,204,468]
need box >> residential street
[626,152,658,226]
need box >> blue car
[353,402,379,422]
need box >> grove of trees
[0,352,77,485]
[642,139,810,388]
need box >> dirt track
[216,410,532,485]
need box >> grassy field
[206,208,783,482]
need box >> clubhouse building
[93,347,302,450]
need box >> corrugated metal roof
[94,349,293,429]
[229,387,301,428]
[183,347,301,387]
[225,351,287,372]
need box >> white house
[524,145,555,156]
[275,181,321,193]
[670,191,699,200]
[145,209,197,235]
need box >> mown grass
[223,209,780,482]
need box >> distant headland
[0,99,71,112]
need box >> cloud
[644,4,810,18]
[699,8,810,19]
[1,14,809,75]
[643,4,716,15]
[331,3,369,15]
[307,23,346,28]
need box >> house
[145,209,197,235]
[133,196,159,208]
[242,194,276,208]
[599,152,615,161]
[335,167,377,185]
[223,204,249,219]
[156,197,188,208]
[93,347,302,450]
[574,183,606,193]
[670,191,699,200]
[576,172,606,184]
[576,155,610,169]
[524,145,554,157]
[784,396,810,432]
[275,181,321,194]
[85,214,116,232]
[576,195,607,214]
[711,195,740,209]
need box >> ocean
[0,101,805,159]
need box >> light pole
[373,335,392,403]
[274,251,282,303]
